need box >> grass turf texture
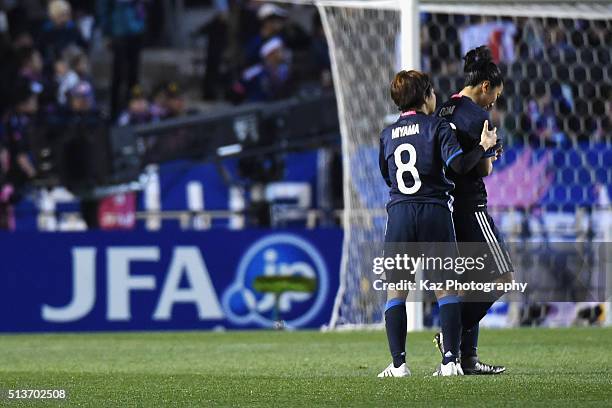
[0,327,610,407]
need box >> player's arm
[476,137,503,177]
[470,112,498,161]
[476,157,493,177]
[445,120,497,175]
[379,137,392,187]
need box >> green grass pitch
[0,327,610,407]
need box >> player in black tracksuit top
[436,46,513,375]
[377,70,497,378]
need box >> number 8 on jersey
[394,143,421,194]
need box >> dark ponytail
[463,46,503,88]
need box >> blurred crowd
[0,0,331,230]
[0,0,146,228]
[0,0,87,228]
[201,1,331,103]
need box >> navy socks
[384,298,407,368]
[460,323,479,359]
[385,297,490,367]
[438,295,462,364]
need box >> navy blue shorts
[452,208,514,276]
[385,202,456,243]
[384,202,458,284]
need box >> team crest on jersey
[392,124,420,139]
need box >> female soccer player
[436,45,514,375]
[378,70,497,377]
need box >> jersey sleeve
[469,110,497,158]
[379,135,392,187]
[437,120,463,167]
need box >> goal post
[399,0,424,332]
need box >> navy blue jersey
[379,111,463,210]
[436,94,496,207]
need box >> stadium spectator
[234,37,292,103]
[37,1,87,70]
[3,1,45,42]
[544,28,574,61]
[16,46,43,82]
[527,88,570,146]
[61,80,104,229]
[69,0,97,43]
[53,56,79,106]
[0,7,11,228]
[198,0,230,101]
[118,85,153,126]
[151,82,190,119]
[244,3,288,66]
[150,82,169,119]
[0,162,12,229]
[309,13,331,87]
[46,79,100,127]
[68,80,96,115]
[244,3,310,67]
[164,82,189,118]
[97,0,148,119]
[198,0,260,100]
[3,79,38,205]
[0,36,15,117]
[11,29,35,49]
[0,116,13,230]
[199,12,227,101]
[15,46,57,113]
[68,48,92,82]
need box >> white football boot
[433,354,464,376]
[377,362,411,378]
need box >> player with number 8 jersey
[377,70,497,378]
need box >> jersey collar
[400,110,426,117]
[452,92,484,112]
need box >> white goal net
[319,2,402,328]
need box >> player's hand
[479,120,497,151]
[492,146,504,162]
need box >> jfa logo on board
[223,234,329,328]
[41,246,224,323]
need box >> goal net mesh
[319,5,400,327]
[314,1,612,329]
